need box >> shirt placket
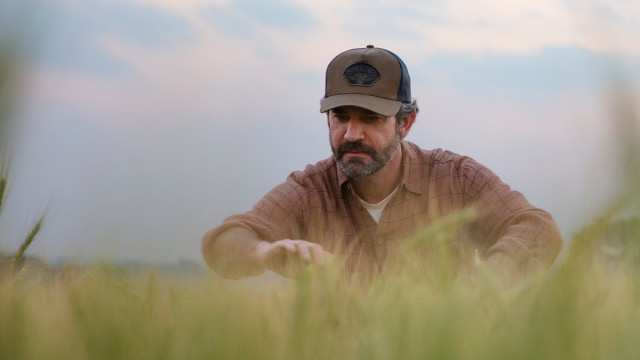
[343,184,383,270]
[360,200,390,268]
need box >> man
[202,45,563,282]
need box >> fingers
[292,241,312,262]
[290,241,331,265]
[308,244,333,264]
[258,240,332,276]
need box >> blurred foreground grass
[1,183,640,360]
[1,234,640,360]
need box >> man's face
[328,106,402,179]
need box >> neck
[351,147,403,203]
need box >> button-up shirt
[207,141,562,278]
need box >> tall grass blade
[12,214,44,268]
[0,173,6,214]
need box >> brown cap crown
[320,45,411,117]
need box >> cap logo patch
[344,63,379,86]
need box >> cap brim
[320,94,401,117]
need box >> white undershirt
[356,184,401,223]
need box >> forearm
[201,226,268,279]
[484,209,563,274]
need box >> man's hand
[255,239,333,277]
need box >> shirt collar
[337,141,424,195]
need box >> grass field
[1,215,639,360]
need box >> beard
[333,135,401,179]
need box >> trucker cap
[320,45,411,117]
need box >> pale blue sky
[1,0,638,264]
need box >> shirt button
[376,237,384,244]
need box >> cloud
[197,1,319,40]
[292,0,639,57]
[420,46,628,95]
[232,0,319,29]
[26,0,193,76]
[564,0,640,51]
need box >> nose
[343,120,365,142]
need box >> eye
[363,115,383,124]
[332,112,349,122]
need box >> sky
[0,0,638,264]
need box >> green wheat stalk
[0,170,6,214]
[12,215,44,268]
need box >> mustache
[336,141,377,159]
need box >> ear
[398,111,416,139]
